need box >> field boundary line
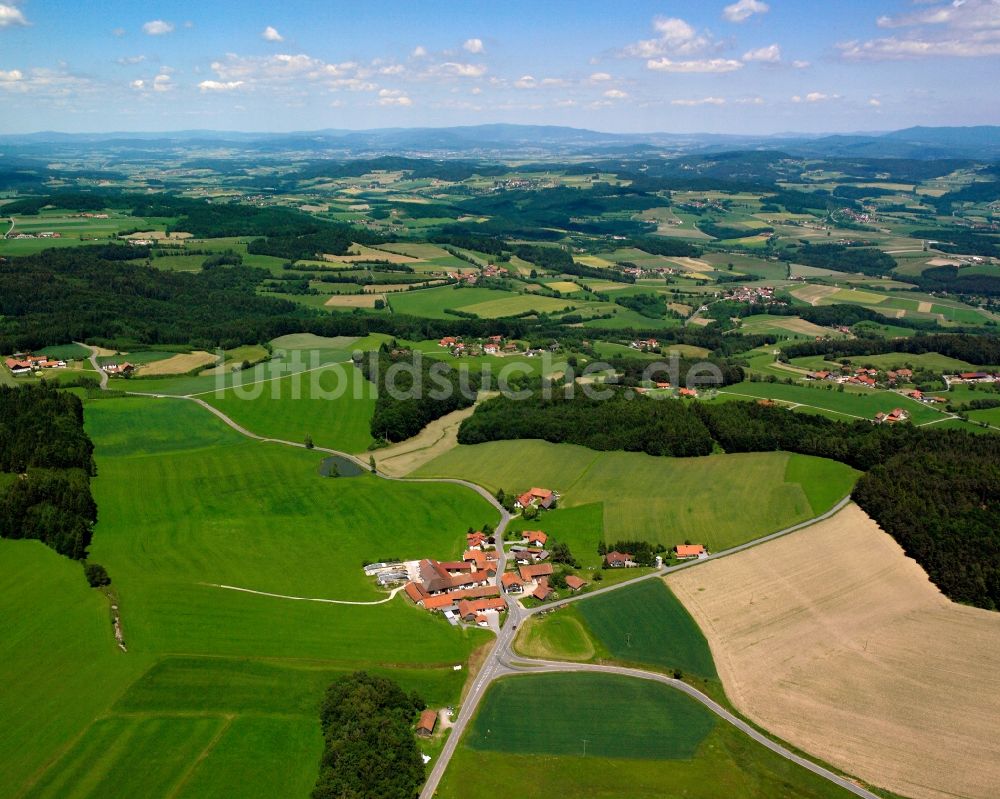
[718,390,865,420]
[165,714,235,799]
[201,583,406,605]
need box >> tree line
[0,384,97,560]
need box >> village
[364,485,709,630]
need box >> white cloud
[723,0,770,24]
[623,16,714,58]
[589,71,612,82]
[0,68,23,82]
[412,45,427,57]
[671,96,726,106]
[152,74,171,92]
[142,20,174,36]
[378,88,412,106]
[379,64,405,75]
[603,88,628,98]
[262,26,283,42]
[0,3,28,27]
[647,57,743,73]
[792,59,811,68]
[514,74,536,89]
[869,97,882,106]
[130,79,145,90]
[743,43,781,62]
[437,61,487,77]
[736,95,765,105]
[842,0,1000,60]
[463,38,485,54]
[198,79,245,91]
[117,55,146,66]
[792,91,838,103]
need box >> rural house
[675,544,707,560]
[604,551,636,568]
[515,487,557,510]
[416,709,437,737]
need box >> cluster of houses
[630,338,659,351]
[102,362,135,376]
[604,543,706,569]
[4,354,67,375]
[806,366,915,388]
[9,231,61,240]
[438,335,519,358]
[514,487,557,510]
[726,285,779,304]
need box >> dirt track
[668,503,1000,799]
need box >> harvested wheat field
[665,256,713,273]
[324,293,383,308]
[668,502,1000,799]
[136,351,217,376]
[323,244,418,264]
[790,284,840,305]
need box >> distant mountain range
[1,124,998,160]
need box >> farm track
[82,343,879,798]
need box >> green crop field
[438,673,856,799]
[37,343,91,360]
[465,673,715,759]
[416,441,858,550]
[843,351,978,371]
[576,580,717,678]
[515,606,597,661]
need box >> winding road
[82,344,879,799]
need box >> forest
[781,243,898,276]
[0,384,97,560]
[458,390,715,457]
[312,672,426,799]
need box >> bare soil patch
[136,351,217,376]
[667,503,1000,799]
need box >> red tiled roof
[501,572,524,587]
[518,563,553,581]
[417,709,437,733]
[565,575,586,590]
[675,544,705,558]
[404,582,426,604]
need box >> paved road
[80,343,108,389]
[104,383,872,799]
[4,217,14,240]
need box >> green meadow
[717,381,947,424]
[438,673,856,799]
[416,441,858,551]
[3,394,504,798]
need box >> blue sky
[1,0,998,133]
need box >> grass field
[836,351,978,371]
[0,541,149,799]
[669,503,1000,799]
[739,314,844,339]
[438,673,858,799]
[0,396,503,797]
[716,381,948,424]
[416,441,858,550]
[203,361,377,452]
[514,606,597,661]
[389,286,513,318]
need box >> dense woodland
[459,390,715,457]
[0,385,97,560]
[312,672,426,799]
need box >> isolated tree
[84,563,110,587]
[369,455,377,473]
